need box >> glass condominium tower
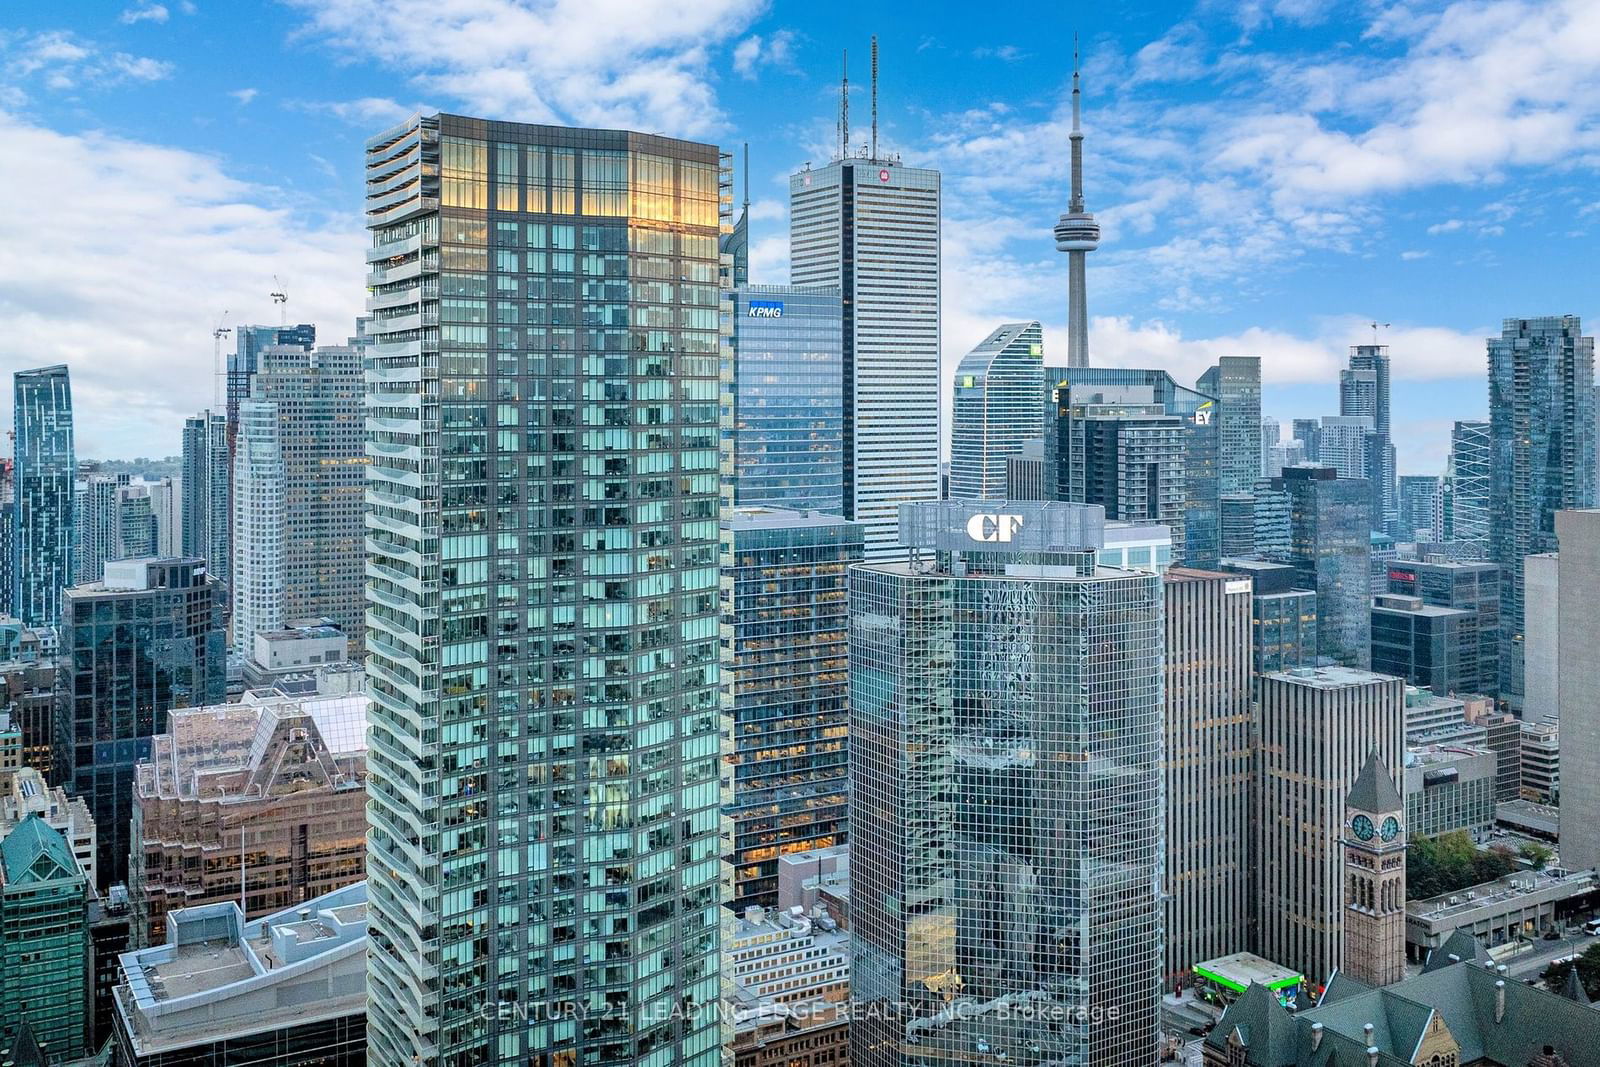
[850,500,1164,1067]
[950,321,1045,500]
[13,365,76,628]
[362,115,723,1067]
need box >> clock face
[1380,816,1401,842]
[1352,814,1375,841]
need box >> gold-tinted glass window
[582,149,627,217]
[679,160,717,227]
[494,144,518,212]
[551,148,575,215]
[525,146,547,213]
[441,136,486,209]
[630,154,674,222]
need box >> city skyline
[3,2,1600,471]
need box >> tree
[1519,841,1554,870]
[1406,831,1519,901]
[1542,943,1600,1000]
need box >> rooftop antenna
[871,35,879,162]
[211,311,232,412]
[270,276,287,327]
[742,142,749,216]
[838,49,849,161]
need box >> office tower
[1197,356,1262,495]
[227,323,316,447]
[117,484,157,558]
[1004,437,1048,500]
[1055,61,1098,367]
[1219,493,1255,557]
[722,904,850,1066]
[129,690,366,945]
[1315,415,1373,484]
[57,558,225,891]
[1489,316,1597,704]
[1463,700,1523,801]
[232,334,367,654]
[13,366,76,628]
[113,883,368,1066]
[1369,593,1472,695]
[1251,478,1292,559]
[723,285,844,512]
[148,477,181,556]
[718,149,749,289]
[362,114,723,1066]
[849,500,1163,1067]
[1292,417,1321,463]
[1163,569,1253,984]
[1557,510,1600,870]
[0,815,90,1058]
[1340,345,1396,533]
[1524,552,1559,720]
[721,508,862,910]
[1264,438,1305,479]
[1341,753,1406,987]
[1047,367,1220,566]
[1260,415,1279,478]
[950,322,1045,500]
[1397,474,1443,541]
[1521,720,1560,801]
[1219,559,1318,673]
[76,474,128,583]
[1386,557,1499,697]
[180,411,229,586]
[791,137,941,558]
[1402,744,1495,839]
[1276,466,1373,668]
[1442,419,1490,551]
[0,656,57,779]
[1255,666,1404,987]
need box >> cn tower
[1054,52,1099,368]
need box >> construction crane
[212,311,232,413]
[270,277,287,326]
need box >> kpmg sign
[747,300,784,319]
[898,501,1108,554]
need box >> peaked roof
[1347,750,1403,813]
[0,814,80,886]
[1560,964,1591,1006]
[1207,982,1299,1063]
[1421,930,1493,973]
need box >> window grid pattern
[950,322,1045,501]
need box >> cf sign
[966,513,1025,543]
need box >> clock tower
[1342,751,1406,986]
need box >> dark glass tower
[13,365,75,628]
[1274,466,1372,668]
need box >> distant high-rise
[1260,415,1280,478]
[1557,509,1600,870]
[180,412,229,587]
[1317,414,1374,484]
[13,366,75,628]
[721,508,862,910]
[1198,356,1262,495]
[723,285,844,512]
[362,114,723,1065]
[1217,558,1318,672]
[1256,666,1404,987]
[1397,474,1443,541]
[1386,557,1499,697]
[226,323,315,451]
[1292,417,1321,464]
[1443,419,1490,552]
[849,501,1162,1066]
[1275,466,1372,668]
[57,557,225,890]
[1370,593,1473,696]
[148,477,181,557]
[1489,316,1596,704]
[791,135,941,557]
[1163,568,1253,985]
[1054,59,1099,368]
[950,321,1045,499]
[1341,345,1396,533]
[75,474,128,583]
[232,331,367,654]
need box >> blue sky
[3,0,1599,471]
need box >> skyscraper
[1340,345,1396,533]
[75,473,127,583]
[1556,509,1600,871]
[790,147,940,557]
[1197,356,1261,496]
[720,508,861,909]
[180,412,229,587]
[950,321,1045,499]
[849,500,1163,1066]
[57,557,225,890]
[1276,466,1372,668]
[1385,558,1499,696]
[1163,568,1253,984]
[227,322,316,451]
[1489,316,1596,704]
[1054,60,1098,368]
[148,477,181,557]
[362,114,723,1066]
[1260,415,1279,478]
[0,815,90,1058]
[13,366,75,628]
[1292,417,1321,464]
[232,331,367,654]
[1255,666,1404,987]
[722,285,844,512]
[1397,474,1443,541]
[1443,419,1490,552]
[1316,415,1373,484]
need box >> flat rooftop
[724,507,854,531]
[1265,665,1400,689]
[1194,952,1303,991]
[1408,867,1595,922]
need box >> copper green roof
[0,814,80,886]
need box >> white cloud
[286,0,766,136]
[0,110,364,457]
[1427,218,1464,234]
[230,87,259,105]
[1400,249,1429,260]
[120,4,170,24]
[298,96,434,126]
[1,31,173,94]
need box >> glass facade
[719,509,862,910]
[1397,474,1442,541]
[723,286,844,512]
[1386,559,1499,696]
[1370,598,1471,695]
[950,321,1045,500]
[181,412,230,586]
[1196,356,1261,496]
[1275,467,1372,669]
[0,816,90,1058]
[849,501,1164,1067]
[1488,316,1596,703]
[13,365,75,628]
[1340,345,1395,533]
[1443,419,1489,554]
[362,115,722,1067]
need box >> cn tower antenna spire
[1054,34,1100,369]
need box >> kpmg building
[849,500,1164,1067]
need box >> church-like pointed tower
[1054,44,1100,368]
[1342,751,1407,986]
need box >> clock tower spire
[1342,751,1406,986]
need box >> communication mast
[838,50,849,161]
[212,311,232,412]
[871,36,878,161]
